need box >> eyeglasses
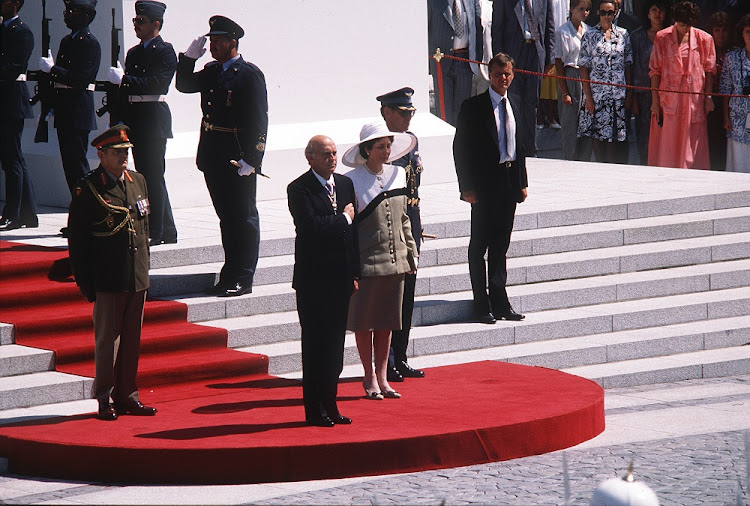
[599,10,616,16]
[132,16,150,25]
[392,108,416,118]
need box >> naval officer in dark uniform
[175,15,268,297]
[0,0,38,231]
[67,124,157,421]
[377,87,426,383]
[38,0,100,195]
[107,0,178,246]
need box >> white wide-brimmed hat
[342,120,416,168]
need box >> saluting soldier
[67,124,157,421]
[0,0,38,231]
[38,0,100,200]
[176,15,268,297]
[107,0,178,246]
[377,87,426,383]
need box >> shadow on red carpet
[0,241,605,484]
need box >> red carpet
[0,241,605,484]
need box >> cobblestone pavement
[251,431,748,505]
[1,374,749,505]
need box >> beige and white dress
[345,163,418,331]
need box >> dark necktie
[453,0,465,38]
[498,98,507,159]
[524,0,540,42]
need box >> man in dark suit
[287,135,360,427]
[176,15,268,297]
[107,0,178,247]
[427,0,483,126]
[67,124,157,421]
[0,0,38,231]
[492,0,555,155]
[38,0,100,196]
[454,53,529,324]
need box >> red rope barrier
[435,53,447,122]
[432,49,750,100]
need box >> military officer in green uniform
[67,124,158,421]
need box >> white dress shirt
[489,86,516,163]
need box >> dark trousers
[56,127,90,194]
[131,137,177,241]
[93,290,146,404]
[633,92,652,165]
[1,118,37,222]
[432,56,474,126]
[203,168,260,286]
[389,272,416,366]
[509,44,542,156]
[296,284,350,420]
[469,197,517,315]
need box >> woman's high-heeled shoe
[382,389,401,399]
[363,381,384,400]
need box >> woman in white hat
[343,120,419,400]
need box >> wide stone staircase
[2,186,750,414]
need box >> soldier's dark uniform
[68,125,156,421]
[49,0,101,193]
[377,87,426,379]
[0,5,38,230]
[175,16,268,295]
[120,1,178,244]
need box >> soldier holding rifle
[0,0,38,231]
[37,0,100,230]
[106,1,178,246]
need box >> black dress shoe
[396,360,425,378]
[97,402,118,421]
[114,400,157,416]
[149,237,178,247]
[476,312,496,324]
[59,227,69,238]
[0,218,21,231]
[306,415,335,427]
[330,414,352,425]
[220,281,252,297]
[387,365,404,382]
[20,217,39,228]
[496,307,525,321]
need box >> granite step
[0,345,55,378]
[0,371,92,411]
[254,314,750,376]
[223,286,750,372]
[153,230,750,304]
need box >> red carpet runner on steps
[0,240,605,484]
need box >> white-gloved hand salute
[184,36,207,60]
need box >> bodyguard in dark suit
[108,0,177,246]
[492,0,556,155]
[0,0,38,231]
[176,15,268,297]
[67,124,157,421]
[453,53,529,324]
[376,88,426,383]
[38,0,100,194]
[288,135,359,427]
[427,0,483,126]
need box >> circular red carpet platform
[0,361,604,484]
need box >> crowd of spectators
[429,0,750,172]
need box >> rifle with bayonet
[28,0,52,143]
[94,8,123,125]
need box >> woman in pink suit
[647,1,716,170]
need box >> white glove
[108,61,124,85]
[236,159,256,176]
[38,49,54,73]
[185,36,207,60]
